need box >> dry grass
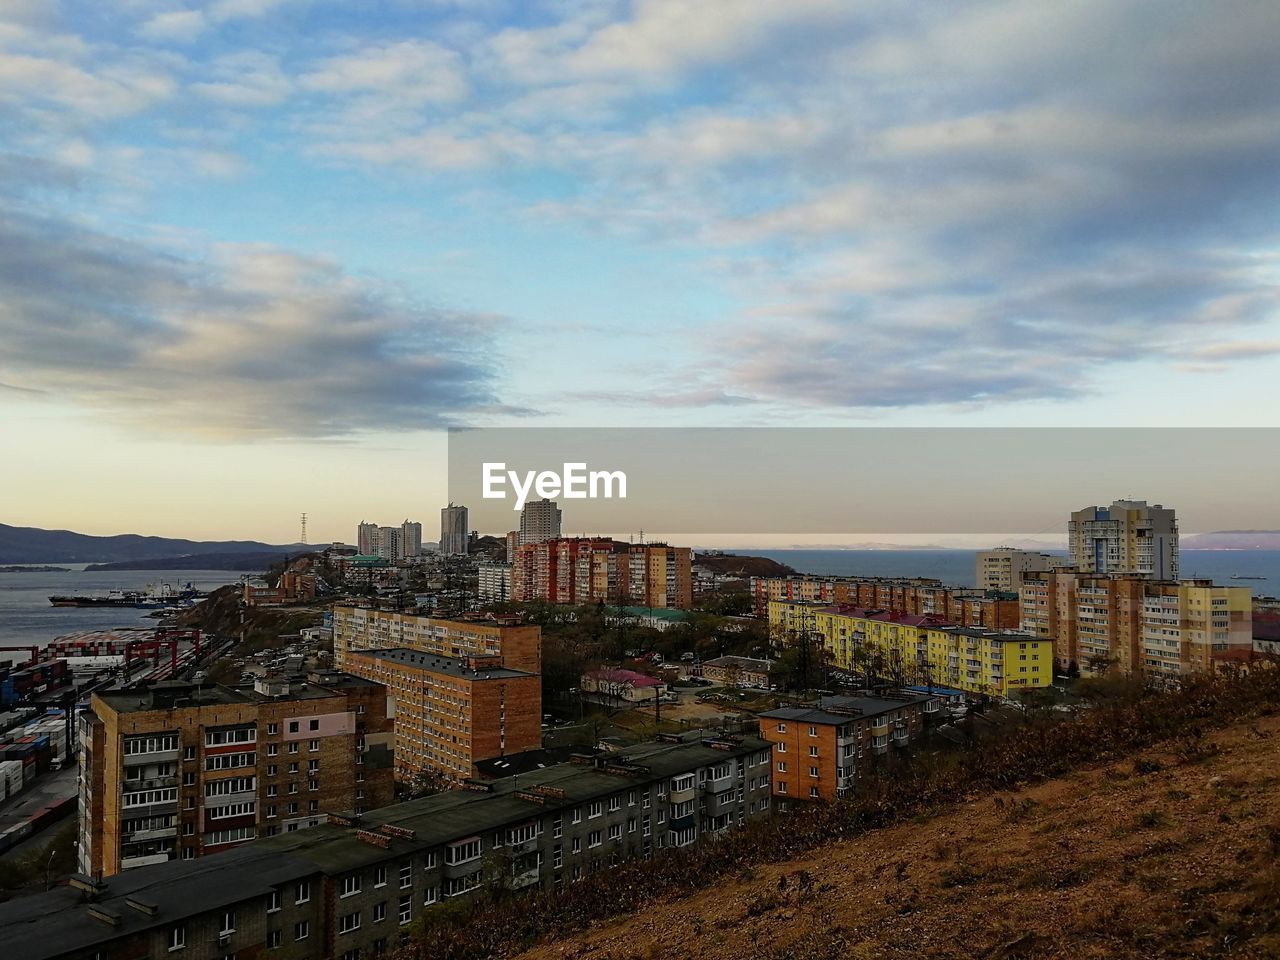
[511,713,1280,960]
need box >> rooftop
[350,648,533,680]
[704,655,773,671]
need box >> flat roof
[351,648,533,680]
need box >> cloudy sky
[2,0,1279,543]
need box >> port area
[0,766,77,859]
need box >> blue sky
[2,1,1279,542]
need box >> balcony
[123,775,177,791]
[124,746,180,765]
[669,786,697,804]
[508,836,539,856]
[511,866,540,889]
[870,723,889,738]
[123,825,177,843]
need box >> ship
[1230,574,1268,581]
[48,582,206,608]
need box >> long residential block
[8,732,773,960]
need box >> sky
[2,0,1279,544]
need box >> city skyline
[3,2,1280,539]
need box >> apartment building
[759,692,939,800]
[332,606,541,674]
[477,562,514,603]
[1020,570,1252,678]
[511,539,693,609]
[1068,500,1179,579]
[343,649,541,782]
[769,601,1052,697]
[518,497,562,545]
[702,655,774,689]
[78,674,394,879]
[440,503,469,556]
[975,548,1066,591]
[11,733,773,960]
[752,576,1019,627]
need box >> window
[446,838,481,865]
[808,725,817,737]
[267,723,279,736]
[168,925,186,952]
[374,865,388,887]
[206,727,255,747]
[338,911,361,935]
[810,786,820,798]
[205,777,255,797]
[423,851,437,870]
[220,911,235,937]
[776,742,787,753]
[341,874,361,897]
[288,721,300,734]
[553,844,563,868]
[809,746,818,757]
[552,816,562,838]
[571,837,581,854]
[267,890,280,913]
[308,759,320,772]
[288,742,299,754]
[444,872,482,898]
[398,894,412,925]
[607,796,620,812]
[309,740,320,752]
[373,902,387,923]
[294,921,309,941]
[399,861,412,888]
[588,830,601,848]
[206,827,256,846]
[571,807,581,824]
[205,752,255,771]
[183,746,196,761]
[423,885,439,906]
[608,824,622,841]
[809,766,819,778]
[296,881,311,904]
[309,718,320,731]
[267,930,281,949]
[776,722,786,732]
[777,761,787,773]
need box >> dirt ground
[514,714,1280,960]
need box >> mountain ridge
[0,522,307,563]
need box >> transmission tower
[300,512,308,544]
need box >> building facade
[1068,500,1179,579]
[1020,570,1252,678]
[7,733,772,960]
[78,674,394,879]
[477,562,514,603]
[769,601,1053,698]
[975,548,1065,592]
[702,656,774,689]
[759,692,938,800]
[343,649,541,782]
[751,575,1020,627]
[332,606,541,674]
[511,539,693,609]
[440,504,469,557]
[518,498,562,545]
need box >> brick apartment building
[78,674,394,878]
[759,692,939,800]
[332,607,541,674]
[1019,571,1253,677]
[752,575,1019,627]
[344,649,541,782]
[512,539,693,609]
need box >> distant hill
[83,551,297,572]
[1183,530,1280,550]
[693,552,795,578]
[0,522,307,564]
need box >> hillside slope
[514,715,1280,960]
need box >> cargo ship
[48,582,205,608]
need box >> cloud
[190,50,291,106]
[0,181,506,439]
[138,10,207,44]
[299,40,467,104]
